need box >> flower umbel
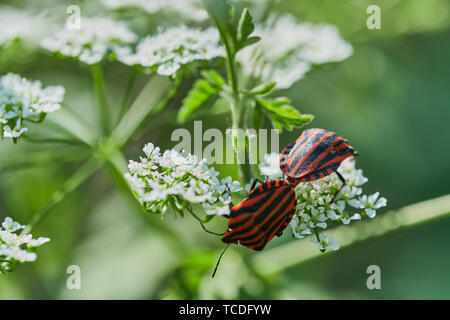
[0,217,50,273]
[238,14,353,89]
[0,7,53,48]
[0,73,65,139]
[41,16,137,65]
[125,143,242,217]
[116,26,224,76]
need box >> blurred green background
[0,0,450,299]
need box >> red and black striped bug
[279,128,357,197]
[212,179,297,277]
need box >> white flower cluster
[238,14,353,89]
[291,158,387,251]
[101,0,208,21]
[0,7,53,48]
[0,73,65,139]
[259,156,387,252]
[0,217,50,273]
[41,16,137,65]
[116,26,224,76]
[125,143,242,217]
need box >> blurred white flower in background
[288,157,387,252]
[0,217,50,273]
[101,0,208,21]
[0,7,54,48]
[116,26,224,76]
[125,143,242,216]
[0,73,65,139]
[259,153,282,179]
[238,14,353,89]
[41,16,137,65]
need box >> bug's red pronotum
[280,128,357,197]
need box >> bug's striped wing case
[221,180,297,251]
[280,128,356,186]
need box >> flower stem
[112,75,173,147]
[22,157,102,235]
[250,194,450,276]
[91,64,110,135]
[117,68,138,124]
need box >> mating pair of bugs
[210,128,357,277]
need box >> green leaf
[255,97,314,132]
[239,36,261,50]
[237,8,254,42]
[201,70,226,87]
[236,8,259,50]
[250,81,277,96]
[177,71,225,123]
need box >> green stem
[112,75,173,147]
[117,68,138,124]
[251,194,450,276]
[104,150,189,254]
[22,136,89,147]
[205,3,252,185]
[91,64,110,135]
[22,157,103,235]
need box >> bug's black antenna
[212,243,230,278]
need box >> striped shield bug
[212,179,297,277]
[280,128,357,197]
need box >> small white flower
[41,16,137,65]
[0,73,64,139]
[348,192,387,219]
[1,217,24,232]
[311,234,340,251]
[116,26,224,76]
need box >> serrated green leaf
[250,81,277,96]
[255,97,314,132]
[239,36,261,50]
[177,73,224,123]
[236,8,260,51]
[237,8,254,42]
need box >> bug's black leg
[332,171,346,201]
[250,178,264,192]
[187,205,225,235]
[276,230,283,237]
[225,184,233,213]
[212,243,230,278]
[200,223,225,236]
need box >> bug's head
[331,138,357,160]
